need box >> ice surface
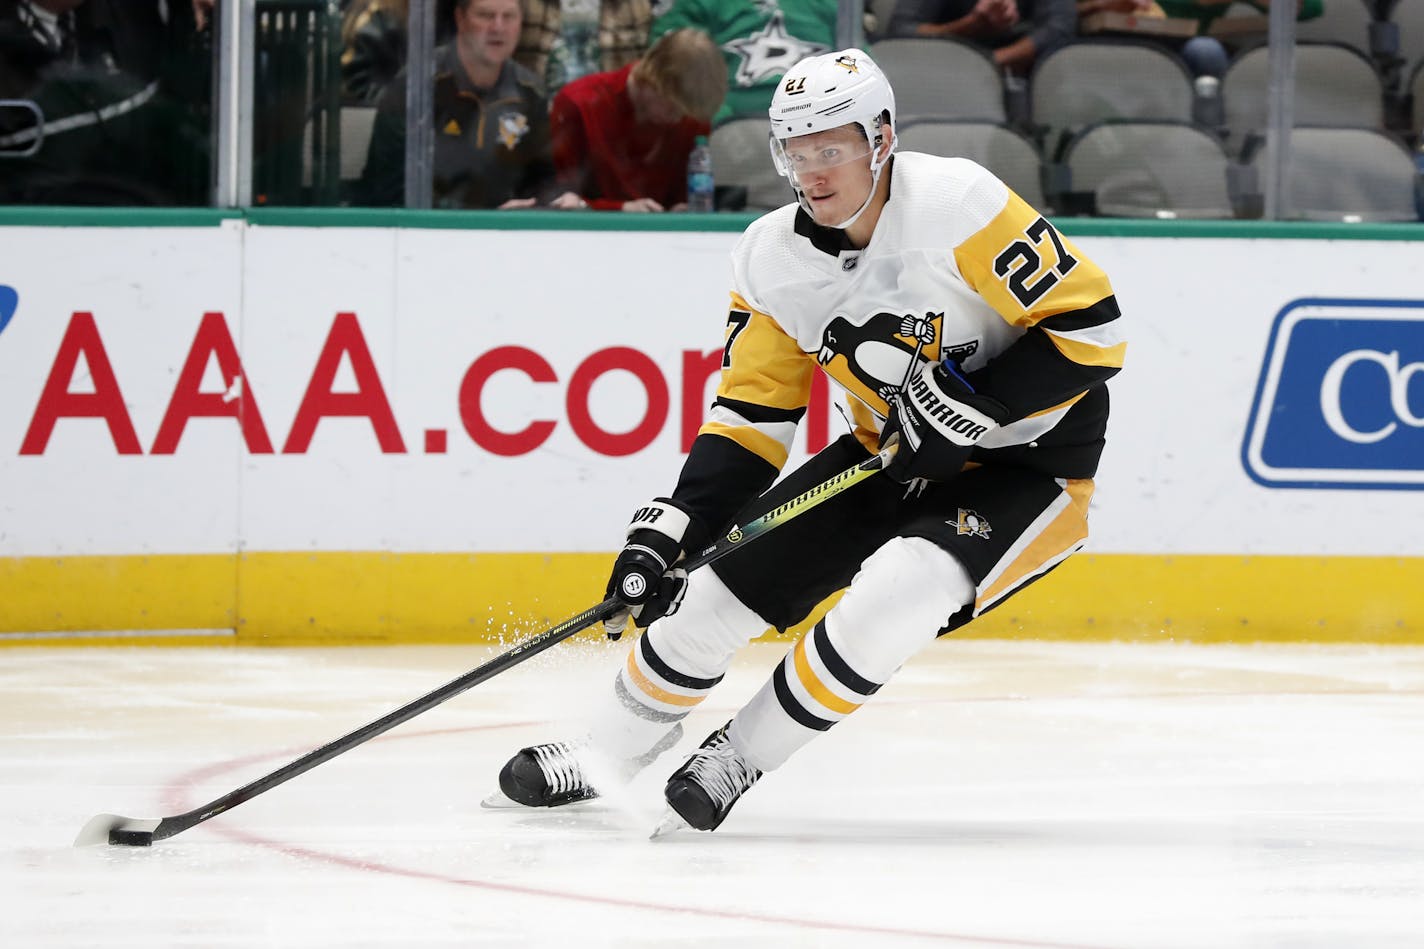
[3,638,1422,948]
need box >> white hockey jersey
[669,152,1125,543]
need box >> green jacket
[650,0,838,125]
[1156,0,1323,31]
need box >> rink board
[0,213,1420,645]
[0,551,1418,647]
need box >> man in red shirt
[551,28,726,212]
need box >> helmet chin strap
[799,142,892,232]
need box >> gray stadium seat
[869,38,1006,122]
[867,0,900,40]
[1253,126,1417,222]
[1295,0,1374,58]
[1061,120,1238,219]
[896,118,1047,208]
[710,117,794,211]
[1394,0,1424,79]
[1222,42,1385,154]
[1413,57,1424,141]
[302,106,378,200]
[1029,40,1195,156]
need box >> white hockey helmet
[768,49,897,229]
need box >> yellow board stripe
[2,550,1421,646]
[624,649,706,708]
[792,633,861,715]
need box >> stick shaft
[143,449,890,841]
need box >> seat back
[710,117,793,212]
[303,106,378,193]
[1222,42,1384,153]
[1392,0,1424,76]
[869,38,1006,122]
[1030,40,1194,155]
[1255,126,1417,222]
[1063,120,1236,218]
[897,118,1047,208]
[1295,0,1373,57]
[1412,57,1424,142]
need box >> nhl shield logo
[952,509,991,539]
[497,112,529,149]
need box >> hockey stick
[76,445,893,848]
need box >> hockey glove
[880,358,1009,485]
[603,498,697,641]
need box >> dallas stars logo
[724,10,829,87]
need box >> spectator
[340,1,464,105]
[1156,0,1322,78]
[549,26,725,211]
[648,0,837,125]
[0,0,208,205]
[0,0,87,98]
[888,0,1076,75]
[340,0,409,104]
[355,0,581,209]
[516,0,652,97]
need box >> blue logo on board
[1242,298,1424,490]
[0,285,16,336]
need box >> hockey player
[492,48,1125,832]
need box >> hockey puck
[110,829,154,847]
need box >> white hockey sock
[590,567,768,760]
[729,537,975,772]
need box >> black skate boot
[660,722,762,832]
[491,723,683,809]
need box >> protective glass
[769,131,874,189]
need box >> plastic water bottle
[687,135,715,213]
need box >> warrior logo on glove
[881,357,1011,485]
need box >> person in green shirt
[1157,0,1323,77]
[648,0,837,125]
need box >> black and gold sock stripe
[617,632,725,721]
[772,619,882,731]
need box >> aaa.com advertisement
[1,224,1422,561]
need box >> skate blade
[649,808,691,840]
[479,789,524,809]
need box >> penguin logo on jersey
[497,112,529,149]
[953,509,992,540]
[817,311,942,407]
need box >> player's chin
[806,194,839,224]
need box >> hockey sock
[590,567,769,760]
[729,537,976,771]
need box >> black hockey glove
[880,358,1009,485]
[603,498,698,641]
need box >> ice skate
[485,723,682,809]
[657,722,762,832]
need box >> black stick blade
[74,814,161,847]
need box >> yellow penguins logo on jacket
[497,112,529,150]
